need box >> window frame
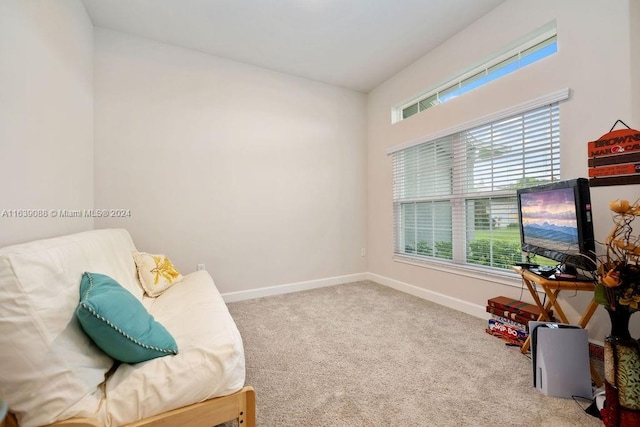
[388,89,570,279]
[393,22,558,123]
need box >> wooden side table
[513,266,603,387]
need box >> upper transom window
[393,22,557,123]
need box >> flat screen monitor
[516,178,596,272]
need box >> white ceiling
[81,0,505,92]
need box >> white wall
[367,0,640,341]
[632,0,640,124]
[0,0,94,247]
[93,29,367,294]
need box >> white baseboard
[366,272,488,320]
[222,271,487,320]
[222,271,607,349]
[221,272,368,303]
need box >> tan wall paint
[93,29,368,294]
[0,0,94,246]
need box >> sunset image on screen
[520,187,579,250]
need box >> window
[391,100,562,273]
[394,23,557,123]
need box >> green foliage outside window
[405,239,520,269]
[467,239,522,269]
[404,241,453,260]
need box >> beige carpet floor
[227,281,603,426]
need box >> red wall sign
[587,127,640,187]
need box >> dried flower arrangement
[595,199,640,322]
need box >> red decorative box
[486,305,555,328]
[487,296,551,321]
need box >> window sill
[393,255,523,288]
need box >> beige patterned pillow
[132,251,183,297]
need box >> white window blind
[392,103,560,271]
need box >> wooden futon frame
[1,386,255,427]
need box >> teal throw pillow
[76,272,178,363]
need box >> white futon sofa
[0,229,255,427]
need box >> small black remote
[515,262,539,268]
[535,267,556,278]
